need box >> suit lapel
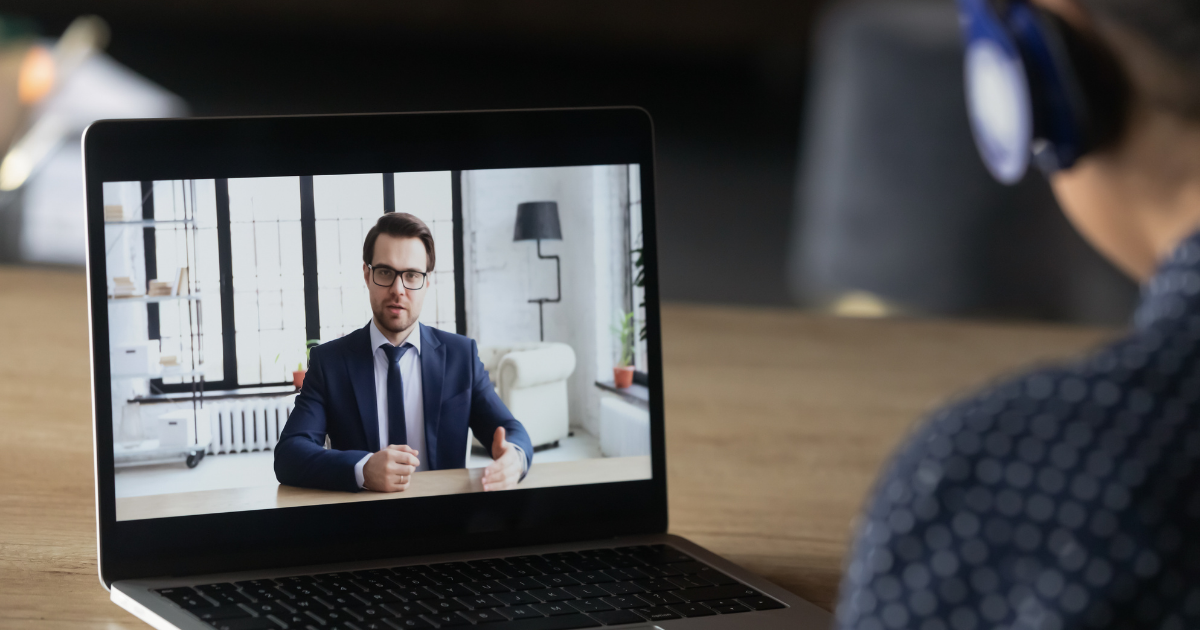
[348,323,380,453]
[420,324,445,470]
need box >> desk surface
[0,266,1119,627]
[116,456,653,521]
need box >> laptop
[84,108,831,630]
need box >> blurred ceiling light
[17,45,54,104]
[53,15,109,77]
[0,15,108,192]
[0,112,64,191]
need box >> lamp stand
[528,238,561,342]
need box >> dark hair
[362,212,436,272]
[1082,0,1200,116]
[1084,1,1200,68]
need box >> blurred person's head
[1043,0,1200,280]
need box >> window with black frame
[312,171,459,344]
[143,173,462,394]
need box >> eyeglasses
[369,265,427,290]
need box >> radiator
[207,396,296,455]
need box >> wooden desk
[0,265,1119,627]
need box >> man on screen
[275,212,533,493]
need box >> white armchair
[477,343,576,449]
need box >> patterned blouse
[835,233,1200,630]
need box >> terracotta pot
[613,366,635,388]
[293,369,306,389]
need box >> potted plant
[293,339,320,389]
[613,312,635,388]
[632,242,647,343]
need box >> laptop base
[112,534,831,630]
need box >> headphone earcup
[959,0,1036,184]
[959,0,1131,182]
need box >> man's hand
[482,427,523,491]
[363,444,420,492]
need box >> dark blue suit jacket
[274,323,533,492]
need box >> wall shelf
[595,380,649,408]
[108,294,201,304]
[112,366,207,380]
[107,183,209,470]
[104,219,195,227]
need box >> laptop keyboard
[154,544,785,629]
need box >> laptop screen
[101,165,653,522]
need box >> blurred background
[0,0,1140,325]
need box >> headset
[956,0,1130,184]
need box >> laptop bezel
[84,108,667,587]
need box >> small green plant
[632,241,647,342]
[299,339,320,371]
[279,340,321,372]
[612,312,635,368]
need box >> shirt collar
[1134,230,1200,331]
[370,320,422,355]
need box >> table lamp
[514,201,562,341]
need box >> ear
[363,263,371,286]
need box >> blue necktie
[381,343,410,447]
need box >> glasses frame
[368,264,428,290]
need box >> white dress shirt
[354,321,426,488]
[352,320,527,490]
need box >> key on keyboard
[155,587,210,609]
[187,606,249,621]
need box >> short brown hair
[363,212,436,272]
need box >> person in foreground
[837,1,1200,629]
[275,212,532,493]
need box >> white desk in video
[115,456,652,521]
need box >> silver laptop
[84,108,831,630]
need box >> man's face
[365,234,429,336]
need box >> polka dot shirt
[835,235,1200,630]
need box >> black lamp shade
[513,201,562,241]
